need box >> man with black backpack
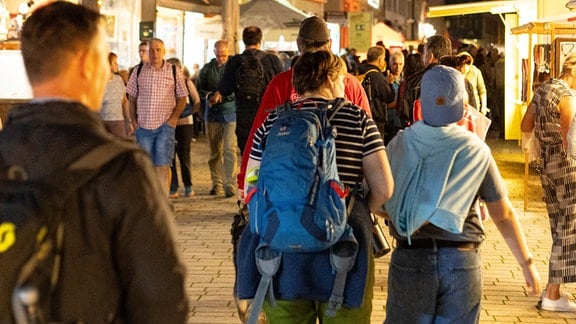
[219,26,284,159]
[356,46,396,142]
[0,2,188,322]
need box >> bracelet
[520,257,533,267]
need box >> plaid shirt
[126,61,188,129]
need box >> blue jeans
[135,123,176,166]
[385,245,481,324]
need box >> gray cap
[421,65,466,127]
[298,16,330,41]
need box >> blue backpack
[246,98,358,322]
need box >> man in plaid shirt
[127,38,189,196]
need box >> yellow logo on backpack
[0,222,16,252]
[355,69,380,84]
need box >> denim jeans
[207,121,238,191]
[385,245,481,324]
[135,123,176,166]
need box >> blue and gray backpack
[245,98,358,322]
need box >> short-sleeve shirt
[126,61,188,130]
[390,157,507,243]
[250,97,384,187]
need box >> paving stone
[176,133,576,323]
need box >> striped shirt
[126,61,188,129]
[250,98,384,187]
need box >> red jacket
[237,69,371,193]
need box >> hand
[209,91,223,106]
[522,262,542,296]
[126,122,135,135]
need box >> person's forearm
[488,200,533,266]
[169,97,186,123]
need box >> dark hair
[439,55,469,72]
[366,46,384,62]
[242,26,262,46]
[21,1,101,85]
[108,52,118,65]
[425,35,452,60]
[404,53,425,77]
[292,51,345,95]
[297,38,330,52]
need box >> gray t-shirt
[390,157,506,243]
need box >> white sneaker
[541,294,576,312]
[536,289,546,309]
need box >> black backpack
[0,142,133,324]
[234,50,266,104]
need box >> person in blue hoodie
[383,64,541,323]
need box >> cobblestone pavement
[173,132,576,323]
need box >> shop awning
[239,0,309,30]
[511,13,576,34]
[426,0,523,18]
[158,0,223,15]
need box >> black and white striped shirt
[250,97,384,187]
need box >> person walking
[385,50,405,139]
[100,52,131,137]
[126,38,189,196]
[355,46,395,141]
[459,51,488,115]
[521,53,576,312]
[219,26,284,156]
[166,58,200,198]
[236,16,371,201]
[0,2,188,321]
[197,40,239,197]
[384,65,541,323]
[236,50,394,323]
[396,35,452,127]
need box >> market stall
[511,16,576,210]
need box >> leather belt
[396,239,479,249]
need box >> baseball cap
[298,16,330,41]
[420,65,466,126]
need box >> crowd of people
[8,1,576,323]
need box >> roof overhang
[426,0,522,18]
[158,0,222,15]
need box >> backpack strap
[248,244,281,324]
[136,61,177,97]
[326,222,358,316]
[11,141,134,323]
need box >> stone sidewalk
[173,133,576,323]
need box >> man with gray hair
[126,38,189,196]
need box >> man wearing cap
[382,65,541,323]
[236,16,372,200]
